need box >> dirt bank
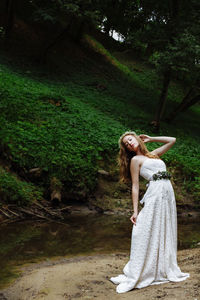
[1,247,200,300]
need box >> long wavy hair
[118,131,160,183]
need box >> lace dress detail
[110,158,190,293]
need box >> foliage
[0,32,199,204]
[30,0,102,26]
[150,31,200,78]
[0,167,43,206]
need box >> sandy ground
[1,248,200,300]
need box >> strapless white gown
[110,158,190,293]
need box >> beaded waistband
[151,170,172,181]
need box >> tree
[150,31,200,129]
[4,0,15,39]
[102,0,200,129]
[166,77,200,122]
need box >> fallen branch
[0,208,12,218]
[0,217,22,225]
[34,201,61,217]
[58,206,72,212]
[29,168,41,173]
[6,207,20,217]
[19,207,52,220]
[19,207,69,227]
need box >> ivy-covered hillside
[0,33,199,207]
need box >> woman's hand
[130,212,138,225]
[139,134,151,143]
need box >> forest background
[0,0,200,216]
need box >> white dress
[110,158,190,293]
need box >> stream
[0,212,200,289]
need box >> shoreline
[1,200,200,225]
[1,247,200,300]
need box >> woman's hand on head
[139,134,151,143]
[130,212,138,225]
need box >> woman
[110,131,190,294]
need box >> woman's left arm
[139,135,176,157]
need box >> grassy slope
[0,32,199,206]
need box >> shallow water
[0,213,200,288]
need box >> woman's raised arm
[139,135,176,157]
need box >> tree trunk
[4,0,15,39]
[144,43,154,58]
[151,70,171,130]
[51,190,61,206]
[181,94,200,111]
[165,87,195,122]
[104,18,112,36]
[50,177,62,207]
[74,18,86,44]
[166,83,200,122]
[38,16,74,63]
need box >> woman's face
[122,135,139,152]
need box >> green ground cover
[0,34,199,205]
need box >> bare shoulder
[130,156,140,164]
[130,155,146,168]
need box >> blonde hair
[118,131,160,183]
